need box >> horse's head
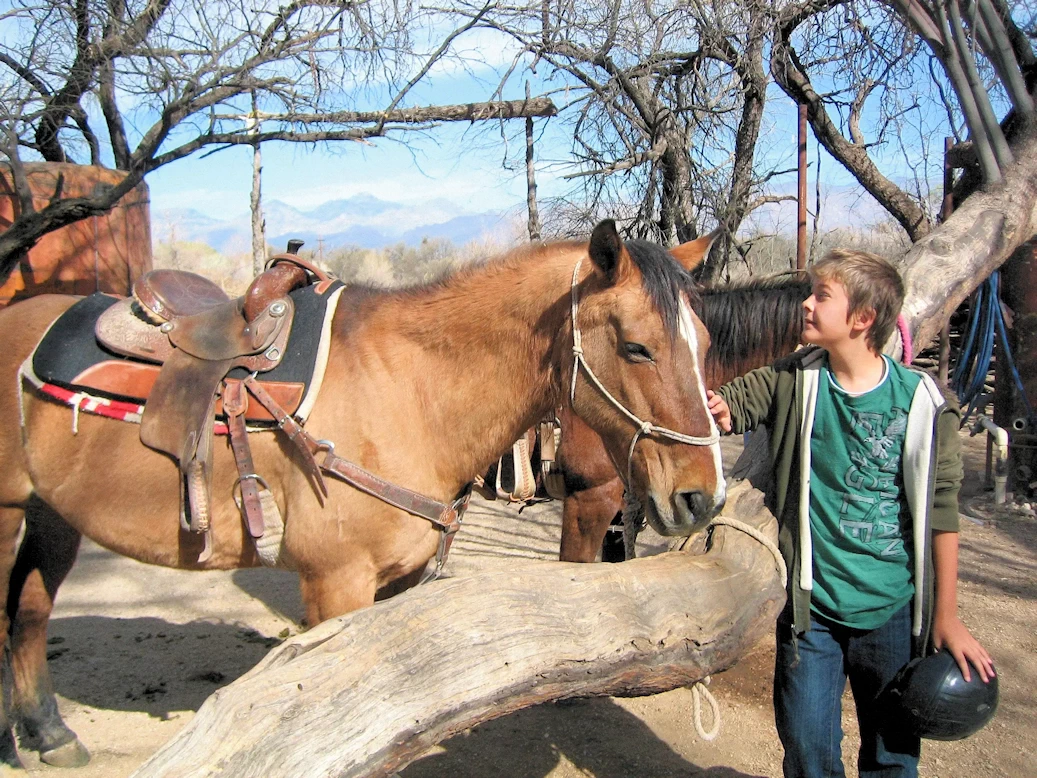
[565,220,725,537]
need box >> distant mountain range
[152,193,519,254]
[152,186,896,258]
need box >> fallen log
[132,472,783,778]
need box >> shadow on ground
[230,566,305,622]
[46,615,282,718]
[400,697,763,778]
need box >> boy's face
[802,277,869,350]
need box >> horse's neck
[361,248,576,476]
[702,276,808,386]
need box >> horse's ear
[588,219,628,282]
[670,227,722,272]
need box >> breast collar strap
[242,375,469,580]
[567,259,720,488]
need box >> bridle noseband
[568,259,721,489]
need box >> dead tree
[131,468,783,778]
[0,0,558,276]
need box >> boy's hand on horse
[706,390,731,434]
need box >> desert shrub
[152,241,255,294]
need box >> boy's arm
[931,404,964,531]
[715,364,780,435]
[929,402,994,683]
[932,530,995,683]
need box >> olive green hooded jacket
[718,346,963,656]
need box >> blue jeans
[773,603,920,778]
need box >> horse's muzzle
[645,488,724,537]
[679,489,723,524]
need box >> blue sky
[144,23,568,218]
[143,73,903,234]
[146,120,564,217]
[144,106,898,239]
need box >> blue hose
[953,271,1036,428]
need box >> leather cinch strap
[223,380,265,539]
[240,375,467,538]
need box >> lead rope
[709,516,788,589]
[685,514,788,740]
[691,677,721,740]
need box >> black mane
[699,271,811,382]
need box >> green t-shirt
[809,355,921,629]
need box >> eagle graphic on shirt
[840,408,909,558]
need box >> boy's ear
[851,306,876,333]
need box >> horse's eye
[624,342,653,363]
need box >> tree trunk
[900,133,1037,356]
[131,477,784,778]
[251,141,265,276]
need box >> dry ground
[15,430,1036,777]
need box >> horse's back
[0,293,81,342]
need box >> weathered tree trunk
[250,140,265,276]
[131,477,783,778]
[900,133,1037,355]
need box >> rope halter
[568,259,721,490]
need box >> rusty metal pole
[797,103,807,270]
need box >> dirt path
[18,431,1037,777]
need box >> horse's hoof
[40,738,90,768]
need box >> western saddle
[87,246,468,575]
[95,250,334,561]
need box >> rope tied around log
[709,515,788,589]
[682,515,786,741]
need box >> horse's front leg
[299,566,380,627]
[7,498,89,768]
[558,476,625,563]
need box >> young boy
[706,249,994,778]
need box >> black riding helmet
[879,649,998,741]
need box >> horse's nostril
[680,490,711,519]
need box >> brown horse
[0,219,725,771]
[558,268,811,563]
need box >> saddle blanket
[24,281,345,427]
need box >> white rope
[70,393,84,434]
[710,515,788,589]
[683,516,787,741]
[691,676,721,740]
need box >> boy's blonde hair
[808,249,904,354]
